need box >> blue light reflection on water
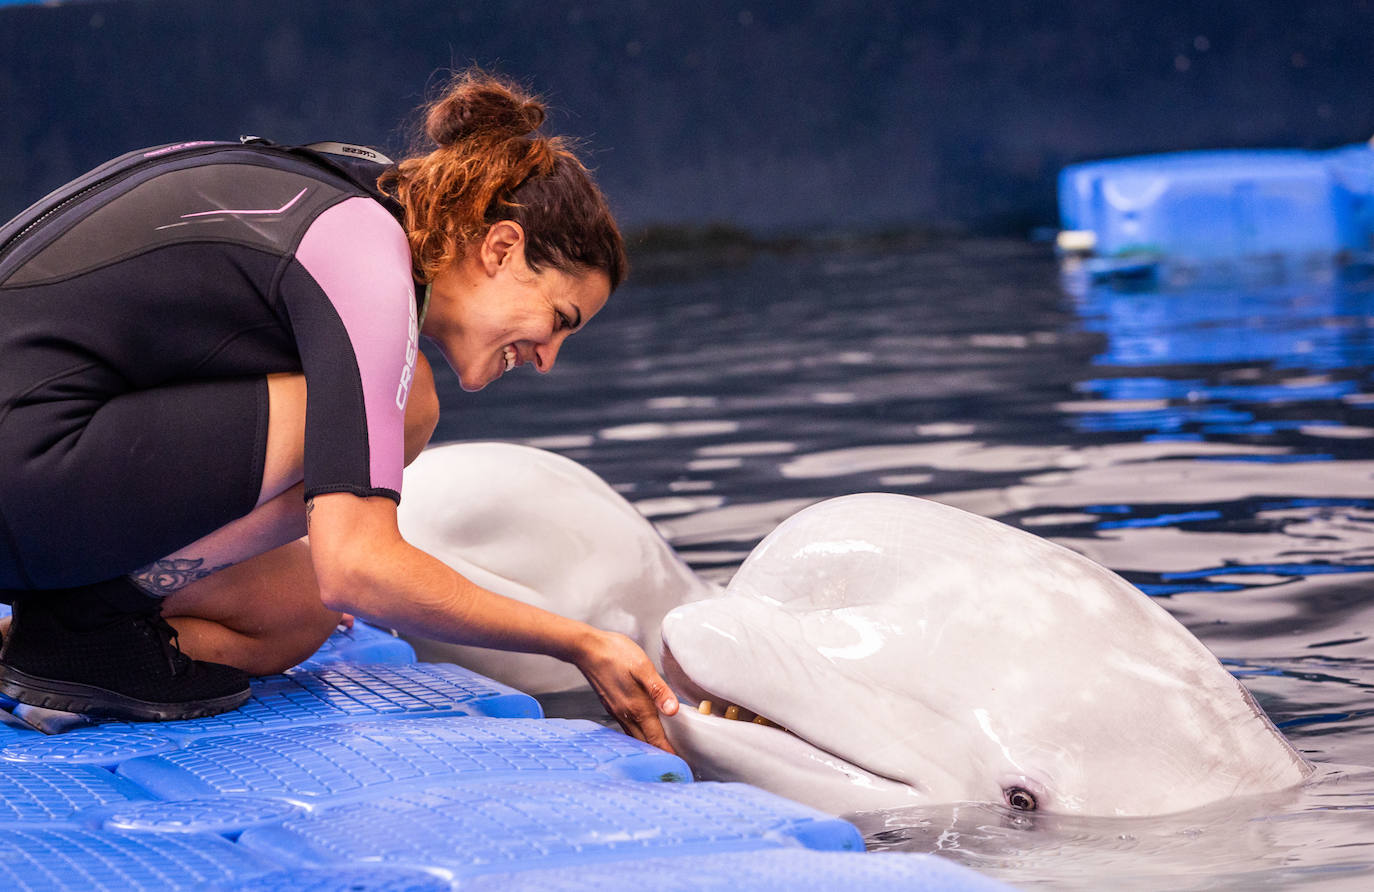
[428,239,1374,888]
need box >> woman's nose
[533,337,564,373]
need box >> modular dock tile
[117,716,689,805]
[0,706,41,741]
[2,729,179,768]
[0,828,277,891]
[0,762,149,828]
[215,865,453,891]
[83,662,541,741]
[100,796,305,837]
[237,778,862,877]
[298,621,417,668]
[461,849,1014,891]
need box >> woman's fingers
[579,631,680,755]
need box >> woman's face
[426,223,611,392]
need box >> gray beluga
[396,442,719,694]
[659,493,1312,817]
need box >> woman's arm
[307,491,679,751]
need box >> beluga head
[660,493,1311,817]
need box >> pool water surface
[431,237,1374,890]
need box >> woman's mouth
[502,345,517,371]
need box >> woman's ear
[479,220,527,274]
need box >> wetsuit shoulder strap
[303,142,393,165]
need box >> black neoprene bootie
[0,577,251,721]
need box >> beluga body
[660,493,1311,817]
[396,442,719,694]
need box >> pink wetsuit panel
[293,197,418,496]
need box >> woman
[0,71,679,751]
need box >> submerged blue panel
[238,779,863,876]
[0,762,149,827]
[299,621,416,668]
[117,717,689,805]
[1059,144,1374,260]
[461,849,1013,891]
[0,828,275,890]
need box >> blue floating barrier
[461,849,1013,891]
[0,762,149,827]
[87,662,539,741]
[117,717,689,807]
[1058,142,1374,272]
[237,779,863,876]
[297,620,416,669]
[0,828,277,891]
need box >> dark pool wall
[2,0,1373,233]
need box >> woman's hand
[575,629,680,754]
[307,494,681,753]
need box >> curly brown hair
[379,70,628,289]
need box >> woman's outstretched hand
[576,629,680,754]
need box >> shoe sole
[0,664,251,721]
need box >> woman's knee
[404,352,439,466]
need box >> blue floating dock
[1057,141,1374,275]
[0,620,1010,889]
[459,849,1013,892]
[237,779,863,873]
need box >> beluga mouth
[659,637,929,814]
[502,345,517,371]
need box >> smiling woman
[382,72,624,391]
[0,69,673,750]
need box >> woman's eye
[1006,787,1037,811]
[556,312,571,331]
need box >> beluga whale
[659,493,1312,817]
[398,444,1311,817]
[396,442,719,694]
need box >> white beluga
[396,442,719,694]
[659,493,1312,817]
[397,444,1310,817]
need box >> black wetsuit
[0,140,421,589]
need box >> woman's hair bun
[425,70,546,147]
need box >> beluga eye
[1006,787,1037,811]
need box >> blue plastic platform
[0,828,275,890]
[460,849,1012,891]
[296,620,416,668]
[0,762,149,827]
[12,662,540,739]
[0,618,1010,890]
[217,864,453,891]
[236,779,863,875]
[1058,142,1374,269]
[115,717,688,807]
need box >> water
[429,237,1374,889]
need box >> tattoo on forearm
[306,497,315,529]
[130,557,231,596]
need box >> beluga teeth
[502,346,516,370]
